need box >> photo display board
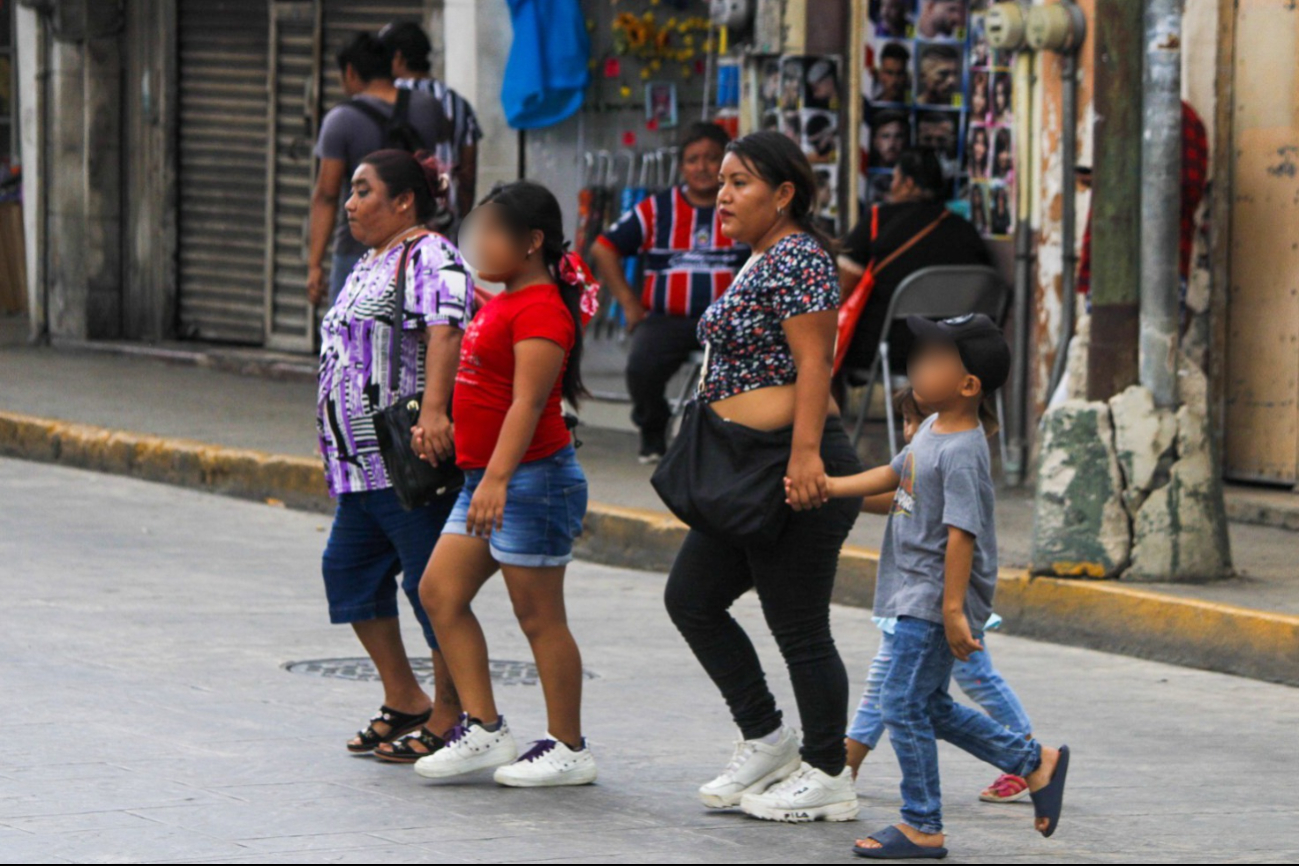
[757,53,845,236]
[858,0,1015,238]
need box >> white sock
[757,727,784,746]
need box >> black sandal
[375,727,447,764]
[346,705,432,754]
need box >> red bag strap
[867,210,949,280]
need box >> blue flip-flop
[1030,744,1071,838]
[852,826,948,860]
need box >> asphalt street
[1,458,1297,864]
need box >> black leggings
[664,421,863,775]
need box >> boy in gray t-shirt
[820,314,1070,860]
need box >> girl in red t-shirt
[412,181,600,788]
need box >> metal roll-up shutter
[264,1,323,351]
[176,0,271,344]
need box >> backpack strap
[392,87,411,126]
[344,97,389,131]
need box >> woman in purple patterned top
[316,149,471,763]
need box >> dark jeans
[627,314,702,446]
[664,420,864,775]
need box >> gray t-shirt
[315,91,447,258]
[873,415,998,628]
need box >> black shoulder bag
[650,346,794,546]
[372,239,465,510]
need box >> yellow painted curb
[0,411,328,509]
[4,410,1297,685]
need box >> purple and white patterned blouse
[697,232,840,403]
[317,233,471,497]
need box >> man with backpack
[308,33,448,307]
[379,21,482,241]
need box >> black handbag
[650,364,794,545]
[372,238,465,510]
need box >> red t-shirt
[453,284,576,470]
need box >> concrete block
[1126,405,1233,582]
[1031,400,1131,578]
[1177,349,1210,415]
[1109,385,1177,513]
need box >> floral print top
[696,232,840,402]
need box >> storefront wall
[1222,0,1299,488]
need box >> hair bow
[559,251,602,327]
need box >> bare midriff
[707,383,840,432]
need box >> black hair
[378,21,432,74]
[920,43,960,64]
[895,147,947,200]
[678,121,731,155]
[805,113,834,137]
[880,42,911,63]
[337,33,394,83]
[479,181,588,406]
[358,149,448,222]
[725,131,832,251]
[892,386,925,420]
[873,108,909,130]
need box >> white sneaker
[493,735,598,788]
[698,726,801,809]
[413,715,518,780]
[739,762,860,823]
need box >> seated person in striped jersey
[591,123,751,463]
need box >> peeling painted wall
[1028,0,1095,418]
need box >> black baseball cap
[905,313,1011,393]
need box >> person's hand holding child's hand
[785,469,834,508]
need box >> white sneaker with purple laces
[493,735,598,788]
[413,715,518,779]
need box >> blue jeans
[441,446,588,568]
[321,487,456,649]
[847,629,1033,749]
[882,617,1042,835]
[329,250,364,305]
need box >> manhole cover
[283,657,596,686]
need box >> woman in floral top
[316,149,470,763]
[663,132,866,823]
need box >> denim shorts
[321,486,455,649]
[442,446,588,568]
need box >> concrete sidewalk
[3,321,1297,600]
[3,458,1298,864]
[3,320,1299,685]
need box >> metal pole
[1139,0,1183,408]
[1047,49,1081,400]
[1007,51,1036,487]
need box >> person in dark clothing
[836,148,990,373]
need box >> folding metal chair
[667,350,706,442]
[845,266,1012,464]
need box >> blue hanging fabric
[501,0,592,130]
